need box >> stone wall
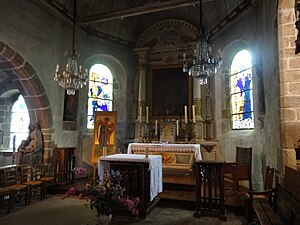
[213,0,280,189]
[278,0,300,170]
[0,0,136,168]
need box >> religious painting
[92,111,117,164]
[160,124,176,143]
[63,90,78,122]
[151,67,190,119]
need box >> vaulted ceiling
[39,0,256,46]
[0,0,256,93]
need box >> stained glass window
[230,50,254,129]
[10,95,30,149]
[87,64,113,129]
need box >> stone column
[278,0,300,172]
[193,79,204,141]
[133,48,149,142]
[205,80,214,140]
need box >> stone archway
[0,41,54,164]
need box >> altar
[127,143,201,202]
[98,154,162,218]
[127,143,201,171]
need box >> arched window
[230,50,254,129]
[87,64,113,129]
[10,95,30,149]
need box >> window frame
[87,64,114,130]
[230,50,254,130]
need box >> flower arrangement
[73,167,88,178]
[64,170,139,216]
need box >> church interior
[0,0,300,224]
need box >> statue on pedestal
[17,122,44,165]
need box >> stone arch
[0,41,54,163]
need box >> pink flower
[74,167,88,177]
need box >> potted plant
[64,169,139,225]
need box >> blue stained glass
[87,64,113,129]
[230,50,254,129]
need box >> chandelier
[54,0,88,95]
[183,0,221,85]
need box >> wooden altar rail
[194,160,227,221]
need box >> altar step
[160,189,196,202]
[163,170,196,186]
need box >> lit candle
[146,106,149,123]
[155,120,158,136]
[139,106,142,123]
[66,63,69,71]
[56,64,59,72]
[176,120,179,136]
[192,105,196,123]
[184,105,188,124]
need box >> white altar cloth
[127,143,202,160]
[98,154,163,201]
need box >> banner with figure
[92,111,117,164]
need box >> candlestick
[13,135,16,153]
[146,106,149,123]
[155,120,158,136]
[184,105,188,124]
[103,147,107,156]
[192,105,196,123]
[139,106,142,123]
[145,147,149,158]
[176,120,179,136]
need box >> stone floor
[0,194,247,225]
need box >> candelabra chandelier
[54,0,88,95]
[183,0,222,85]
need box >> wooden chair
[34,164,56,196]
[224,147,252,206]
[4,166,29,206]
[0,169,14,213]
[245,166,275,223]
[21,165,44,204]
[0,188,14,213]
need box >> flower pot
[99,214,112,225]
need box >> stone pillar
[138,62,147,114]
[278,0,300,172]
[133,48,149,142]
[193,78,204,141]
[205,81,214,140]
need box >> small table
[98,154,163,218]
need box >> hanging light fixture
[54,0,88,95]
[183,0,222,85]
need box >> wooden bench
[252,202,283,225]
[276,166,300,225]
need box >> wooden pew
[252,202,283,225]
[276,166,300,225]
